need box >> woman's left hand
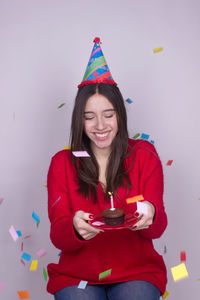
[130,201,155,231]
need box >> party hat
[78,37,117,88]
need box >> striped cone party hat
[78,37,117,88]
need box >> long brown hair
[70,83,131,202]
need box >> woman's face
[83,93,118,153]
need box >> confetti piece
[37,249,47,258]
[0,282,6,291]
[164,245,167,254]
[30,260,38,271]
[64,145,71,149]
[78,280,88,289]
[162,290,169,298]
[17,290,30,299]
[72,151,90,157]
[52,196,61,208]
[137,202,148,215]
[126,194,144,204]
[21,252,32,262]
[92,221,105,226]
[32,211,40,223]
[125,98,133,104]
[197,278,200,281]
[20,259,25,266]
[180,251,186,262]
[16,230,22,237]
[171,263,188,281]
[57,103,66,109]
[0,198,4,205]
[23,235,31,239]
[150,140,155,145]
[58,251,62,257]
[166,160,173,166]
[43,185,47,188]
[99,269,112,280]
[36,220,40,228]
[9,225,19,242]
[133,133,140,139]
[153,47,163,53]
[43,266,48,281]
[141,133,149,140]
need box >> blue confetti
[16,230,22,237]
[32,211,40,223]
[150,140,155,145]
[125,98,133,104]
[21,252,32,261]
[141,133,150,140]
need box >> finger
[81,212,94,221]
[79,222,103,234]
[129,225,149,231]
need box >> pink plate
[88,213,139,230]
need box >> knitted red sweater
[47,139,167,295]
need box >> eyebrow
[84,109,116,114]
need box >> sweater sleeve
[47,151,87,252]
[135,142,167,240]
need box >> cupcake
[102,208,125,226]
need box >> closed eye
[104,114,114,118]
[84,116,94,120]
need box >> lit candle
[108,192,115,210]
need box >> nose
[96,116,106,130]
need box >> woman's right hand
[73,210,103,240]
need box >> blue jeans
[54,280,161,300]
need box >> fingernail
[135,212,140,217]
[89,215,94,220]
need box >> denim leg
[106,280,161,300]
[54,284,108,300]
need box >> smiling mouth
[95,132,109,138]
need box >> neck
[91,144,111,161]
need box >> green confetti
[133,133,140,139]
[57,103,66,109]
[99,269,112,280]
[36,220,40,228]
[43,266,48,281]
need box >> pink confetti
[9,225,19,242]
[180,251,186,262]
[72,151,90,157]
[37,249,47,258]
[0,282,6,291]
[20,259,25,266]
[166,160,173,166]
[0,198,4,205]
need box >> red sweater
[47,139,167,295]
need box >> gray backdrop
[0,0,200,299]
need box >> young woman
[47,38,167,300]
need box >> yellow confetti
[153,47,163,53]
[126,195,144,204]
[29,260,38,271]
[64,146,71,150]
[171,263,188,281]
[162,290,169,299]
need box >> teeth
[96,133,108,138]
